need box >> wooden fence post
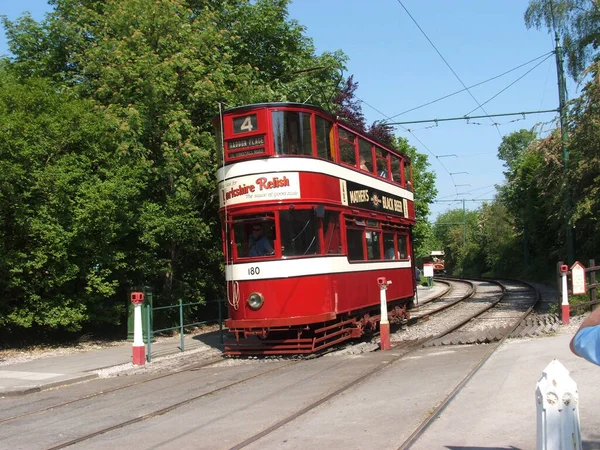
[536,359,581,450]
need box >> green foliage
[0,0,354,338]
[525,0,600,80]
[0,68,145,332]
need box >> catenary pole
[554,32,575,265]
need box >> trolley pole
[131,292,146,365]
[377,277,391,351]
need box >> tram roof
[220,102,410,160]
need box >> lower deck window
[346,228,364,261]
[280,209,320,257]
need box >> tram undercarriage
[224,299,412,356]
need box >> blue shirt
[248,235,272,257]
[573,326,600,365]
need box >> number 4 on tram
[214,102,418,356]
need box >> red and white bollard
[131,292,146,365]
[377,277,392,351]
[560,265,570,325]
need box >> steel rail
[396,280,540,449]
[227,280,511,450]
[45,360,303,450]
[409,278,475,319]
[0,355,225,425]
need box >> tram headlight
[247,292,264,310]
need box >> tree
[0,66,145,335]
[1,0,352,336]
[497,129,537,175]
[525,0,600,80]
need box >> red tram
[215,103,417,355]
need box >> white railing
[536,359,581,450]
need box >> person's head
[252,224,262,236]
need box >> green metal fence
[145,298,225,362]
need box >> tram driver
[248,224,274,257]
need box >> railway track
[1,278,543,449]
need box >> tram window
[280,209,320,257]
[358,139,373,172]
[272,111,313,156]
[376,147,390,179]
[324,211,342,254]
[390,154,401,184]
[315,116,334,162]
[346,228,364,261]
[398,234,408,259]
[338,128,356,166]
[383,233,396,260]
[233,217,276,258]
[366,230,382,260]
[405,160,414,191]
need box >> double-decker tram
[215,103,417,355]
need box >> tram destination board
[340,179,408,218]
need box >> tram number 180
[248,266,261,276]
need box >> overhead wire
[384,51,555,121]
[463,53,555,117]
[395,0,503,138]
[358,96,461,198]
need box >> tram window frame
[338,127,357,167]
[324,210,342,255]
[366,229,382,261]
[272,110,313,156]
[232,215,277,260]
[279,208,321,258]
[315,115,335,162]
[405,160,414,191]
[398,234,409,259]
[358,138,373,173]
[345,218,365,261]
[376,147,390,180]
[390,154,401,185]
[383,233,396,260]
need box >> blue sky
[1,1,577,219]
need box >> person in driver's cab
[248,224,274,257]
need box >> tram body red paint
[215,103,418,355]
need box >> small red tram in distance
[214,103,417,355]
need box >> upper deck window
[358,139,373,173]
[376,147,390,180]
[390,154,401,184]
[338,128,356,166]
[315,116,334,162]
[272,111,313,156]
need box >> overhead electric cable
[395,0,503,138]
[357,96,461,197]
[383,51,554,121]
[463,53,555,116]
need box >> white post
[131,292,146,365]
[561,271,570,325]
[377,277,391,351]
[536,360,581,450]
